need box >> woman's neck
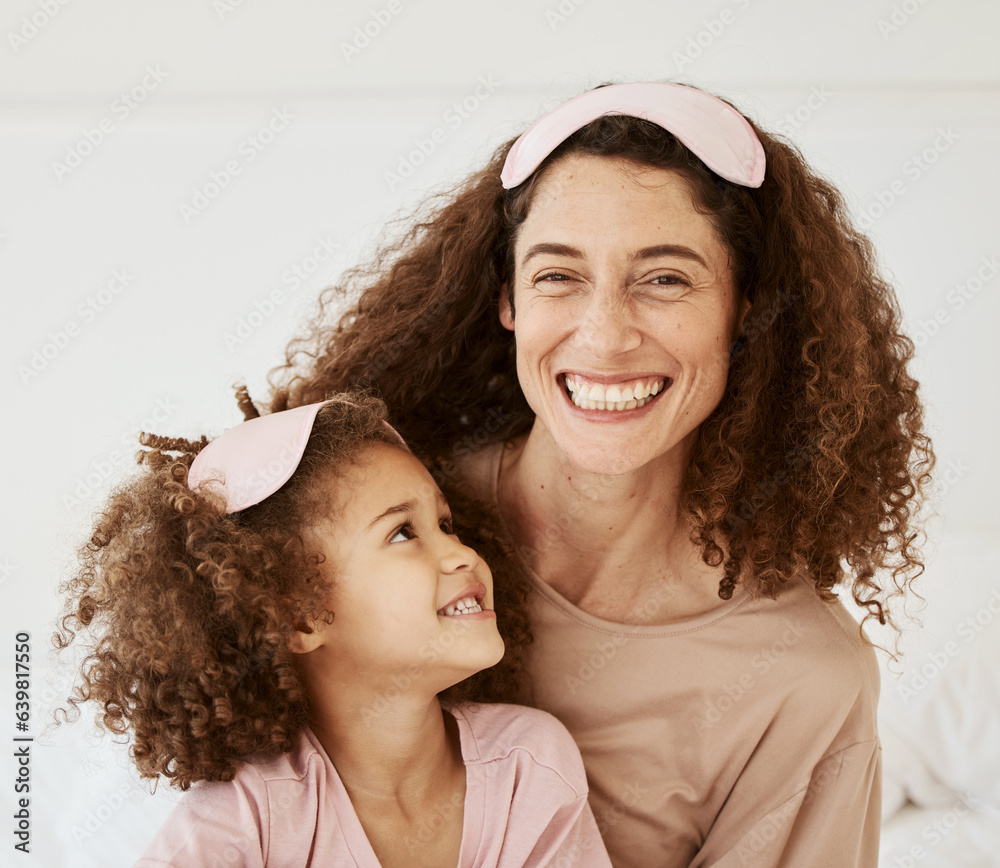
[498,424,729,624]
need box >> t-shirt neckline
[303,706,485,866]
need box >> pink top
[134,702,612,867]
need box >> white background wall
[1,1,998,865]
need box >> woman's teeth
[564,376,665,411]
[440,596,483,616]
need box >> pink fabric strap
[187,400,406,514]
[501,82,765,189]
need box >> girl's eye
[389,523,415,543]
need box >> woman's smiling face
[502,154,748,476]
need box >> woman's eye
[440,517,454,534]
[533,272,585,296]
[389,524,415,543]
[535,271,576,285]
[651,274,688,286]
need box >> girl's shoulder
[240,727,326,785]
[448,702,588,791]
[135,729,328,867]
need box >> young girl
[56,393,611,867]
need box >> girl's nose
[439,533,481,575]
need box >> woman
[269,82,932,866]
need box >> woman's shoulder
[444,439,506,504]
[771,578,880,673]
[745,578,881,729]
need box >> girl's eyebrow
[365,492,451,531]
[366,500,417,530]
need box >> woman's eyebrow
[521,242,582,264]
[521,242,707,268]
[629,244,708,268]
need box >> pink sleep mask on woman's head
[187,400,407,514]
[500,81,766,190]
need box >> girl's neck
[308,691,462,803]
[306,688,467,867]
[498,424,729,624]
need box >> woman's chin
[558,438,658,477]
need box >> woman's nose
[572,284,640,358]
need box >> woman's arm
[698,739,881,867]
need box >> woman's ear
[728,294,753,363]
[731,292,752,341]
[499,282,515,331]
[737,293,752,331]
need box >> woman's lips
[561,373,671,412]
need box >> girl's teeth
[442,596,483,616]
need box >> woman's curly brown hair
[268,86,933,634]
[54,392,529,789]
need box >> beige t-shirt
[466,442,881,868]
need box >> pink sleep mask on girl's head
[500,81,766,190]
[187,400,407,514]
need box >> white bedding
[877,533,1000,867]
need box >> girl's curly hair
[268,89,933,633]
[54,392,530,789]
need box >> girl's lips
[439,608,497,621]
[437,582,492,617]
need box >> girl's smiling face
[503,154,748,476]
[299,444,504,693]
